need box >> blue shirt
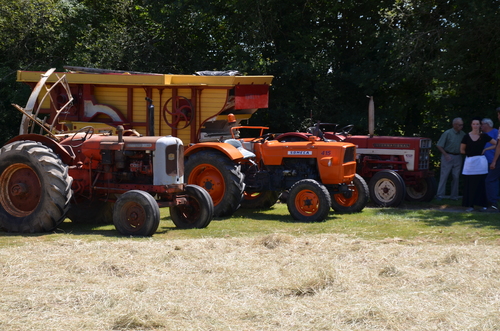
[484,128,498,164]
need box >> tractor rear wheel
[287,179,331,222]
[368,170,406,207]
[185,150,244,217]
[241,190,279,209]
[113,190,160,236]
[0,140,72,233]
[331,174,369,213]
[405,177,437,202]
[170,184,214,229]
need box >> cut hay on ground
[1,234,499,330]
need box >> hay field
[1,233,499,330]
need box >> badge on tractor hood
[288,151,313,155]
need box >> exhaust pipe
[367,96,374,138]
[146,97,154,136]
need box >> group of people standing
[436,108,500,212]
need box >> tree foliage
[0,0,499,147]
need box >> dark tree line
[1,0,500,159]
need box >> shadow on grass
[52,219,174,237]
[0,225,121,238]
[372,207,500,230]
[54,222,124,237]
[230,206,342,223]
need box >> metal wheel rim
[294,189,319,216]
[174,199,201,225]
[0,163,41,217]
[406,179,427,199]
[373,178,397,203]
[118,201,146,231]
[334,183,359,207]
[188,164,225,205]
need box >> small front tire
[369,170,406,207]
[331,174,369,213]
[170,184,214,229]
[405,177,437,202]
[287,179,331,222]
[113,190,160,236]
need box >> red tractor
[324,129,435,207]
[0,69,213,235]
[15,67,274,218]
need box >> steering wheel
[339,124,354,136]
[251,133,275,142]
[162,96,193,129]
[69,126,94,142]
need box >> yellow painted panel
[131,89,148,123]
[199,89,228,122]
[17,71,171,86]
[93,87,128,117]
[17,70,273,87]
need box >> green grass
[2,199,499,246]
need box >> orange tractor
[214,126,369,221]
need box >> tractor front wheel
[113,190,160,236]
[368,170,406,207]
[185,150,244,217]
[331,174,369,213]
[287,179,331,222]
[170,184,214,229]
[0,140,72,233]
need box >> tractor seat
[224,139,256,159]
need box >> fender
[184,142,249,161]
[5,134,76,166]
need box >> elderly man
[485,108,500,211]
[436,117,465,200]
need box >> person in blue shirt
[485,108,500,211]
[481,118,498,164]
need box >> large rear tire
[287,179,331,222]
[185,150,244,217]
[113,190,160,236]
[331,174,369,213]
[170,184,214,229]
[405,177,437,202]
[0,140,72,233]
[241,190,279,209]
[369,170,406,207]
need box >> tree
[1,0,499,148]
[0,0,79,144]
